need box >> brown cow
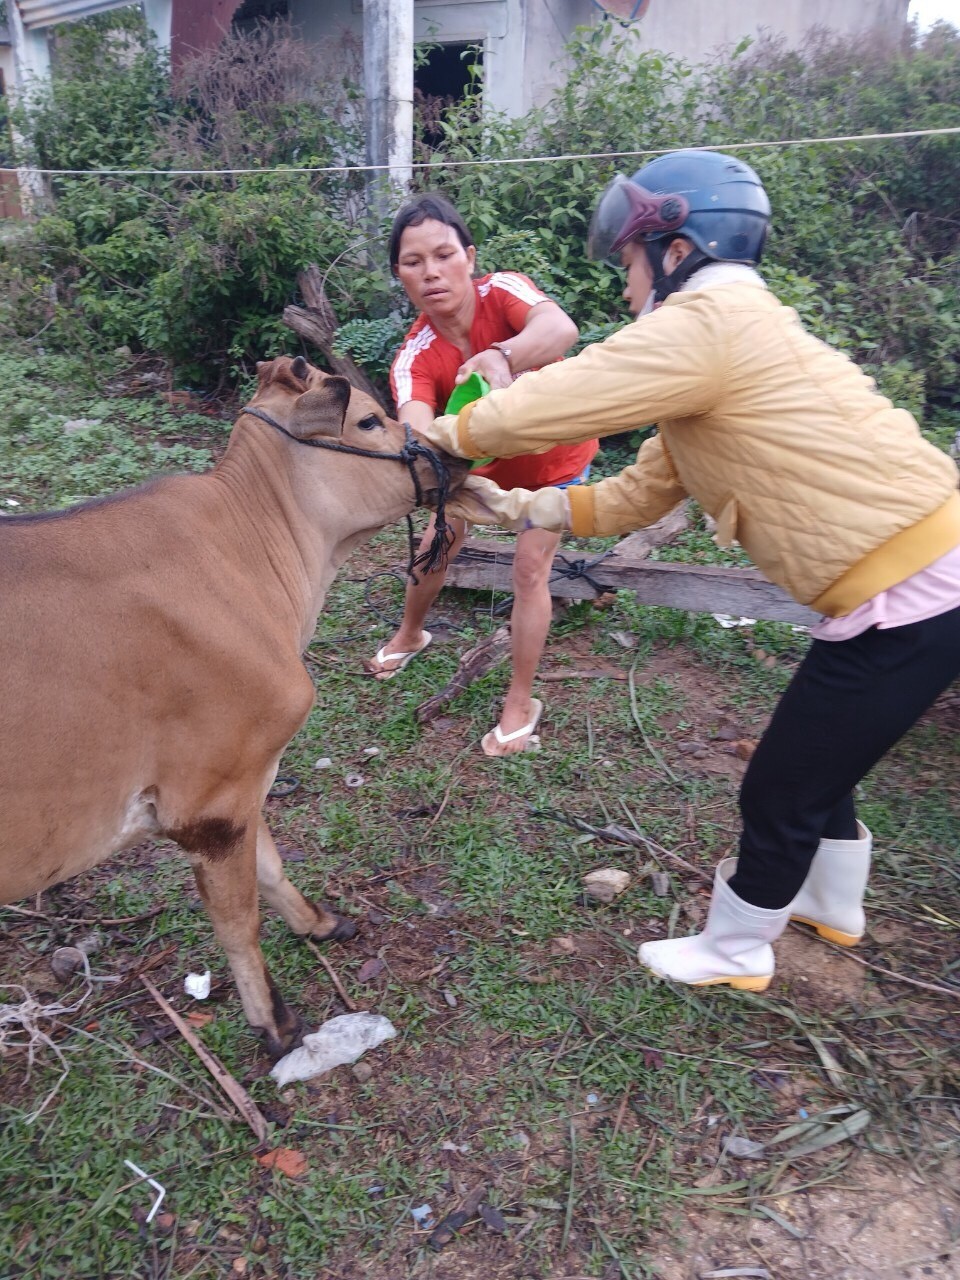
[0,355,464,1057]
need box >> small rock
[582,868,630,903]
[442,989,457,1008]
[609,630,637,649]
[651,871,671,896]
[314,757,333,770]
[113,345,133,359]
[49,946,87,983]
[352,1061,374,1083]
[362,746,380,757]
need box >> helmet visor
[587,174,689,261]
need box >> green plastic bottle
[444,372,494,470]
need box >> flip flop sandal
[482,698,544,756]
[369,631,432,680]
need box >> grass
[1,344,958,1278]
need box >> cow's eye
[357,414,381,432]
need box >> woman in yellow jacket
[422,149,960,992]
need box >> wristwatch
[489,341,513,366]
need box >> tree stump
[282,265,390,412]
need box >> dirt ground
[2,588,958,1280]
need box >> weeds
[0,351,957,1278]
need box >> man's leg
[366,516,468,677]
[482,526,560,756]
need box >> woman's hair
[388,193,475,272]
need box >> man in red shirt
[365,193,597,755]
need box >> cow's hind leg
[255,819,357,943]
[187,822,301,1059]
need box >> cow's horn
[287,378,351,441]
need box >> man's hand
[446,475,571,532]
[455,348,513,389]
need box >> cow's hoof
[313,907,358,944]
[260,1018,304,1063]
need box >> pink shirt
[812,541,960,641]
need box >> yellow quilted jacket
[453,278,960,615]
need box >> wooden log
[449,546,817,625]
[281,265,390,412]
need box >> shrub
[0,11,956,451]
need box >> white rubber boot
[637,859,791,992]
[789,821,871,946]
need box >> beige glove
[418,413,473,458]
[446,475,571,532]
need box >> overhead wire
[1,125,958,178]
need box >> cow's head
[249,357,467,527]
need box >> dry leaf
[357,957,385,982]
[185,1010,214,1028]
[256,1147,308,1178]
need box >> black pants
[729,605,960,910]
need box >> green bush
[0,11,957,449]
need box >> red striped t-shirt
[390,271,598,491]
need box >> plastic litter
[183,970,211,1000]
[712,613,756,628]
[270,1012,397,1087]
[124,1159,166,1223]
[411,1203,436,1228]
[722,1135,766,1160]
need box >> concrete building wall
[634,0,910,61]
[290,0,910,121]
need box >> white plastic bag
[270,1012,397,1087]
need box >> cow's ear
[287,377,351,440]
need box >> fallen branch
[1,904,163,927]
[415,624,512,725]
[139,975,268,1143]
[304,940,358,1011]
[428,1181,487,1250]
[538,669,628,682]
[531,805,710,883]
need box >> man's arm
[456,299,579,390]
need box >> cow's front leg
[255,819,357,943]
[190,824,301,1059]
